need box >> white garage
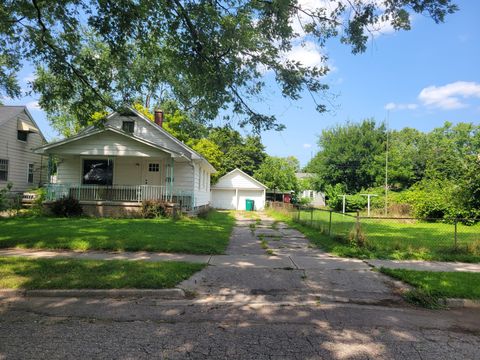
[210,168,267,210]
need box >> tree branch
[30,0,115,110]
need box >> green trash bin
[245,199,255,211]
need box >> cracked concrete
[1,212,479,359]
[180,212,404,305]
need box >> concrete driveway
[1,212,480,359]
[180,212,405,305]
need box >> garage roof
[212,168,267,190]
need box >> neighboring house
[35,107,215,215]
[211,168,267,210]
[296,172,326,207]
[0,105,48,192]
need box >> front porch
[45,184,194,211]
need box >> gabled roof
[0,105,47,142]
[295,172,314,179]
[34,126,183,157]
[212,168,268,189]
[32,106,215,171]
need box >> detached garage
[211,168,267,210]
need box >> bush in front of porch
[0,210,234,254]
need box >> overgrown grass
[0,210,235,254]
[380,268,480,300]
[0,257,205,289]
[265,208,480,262]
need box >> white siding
[193,162,211,207]
[106,114,188,156]
[115,157,143,185]
[237,190,265,211]
[48,131,172,157]
[0,112,47,192]
[56,156,81,184]
[213,170,265,190]
[211,189,265,210]
[173,161,193,192]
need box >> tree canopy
[305,120,480,218]
[1,0,457,132]
[254,156,299,192]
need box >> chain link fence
[268,202,480,259]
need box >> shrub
[348,224,368,248]
[141,200,167,218]
[297,197,312,206]
[197,207,211,219]
[0,183,13,211]
[50,197,83,217]
[29,187,47,216]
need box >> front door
[143,160,162,185]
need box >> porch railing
[45,184,194,210]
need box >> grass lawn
[380,268,480,300]
[0,256,205,289]
[266,208,480,263]
[0,210,234,254]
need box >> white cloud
[26,100,41,110]
[384,102,418,111]
[418,81,480,110]
[303,143,312,149]
[285,41,326,68]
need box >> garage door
[211,189,237,209]
[237,190,264,211]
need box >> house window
[122,121,135,133]
[27,164,34,183]
[148,163,159,172]
[0,159,8,181]
[82,159,113,185]
[17,130,28,141]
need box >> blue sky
[4,0,480,167]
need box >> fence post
[355,211,360,243]
[328,210,332,236]
[454,219,458,249]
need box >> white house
[296,172,325,207]
[35,107,215,215]
[211,168,267,210]
[0,105,48,192]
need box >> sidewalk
[365,259,480,272]
[1,248,479,272]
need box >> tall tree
[307,119,386,193]
[1,1,457,132]
[254,156,299,193]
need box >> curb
[0,288,186,299]
[442,298,480,309]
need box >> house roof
[34,126,183,157]
[33,106,215,171]
[295,172,314,179]
[212,168,268,190]
[125,107,214,169]
[0,105,47,142]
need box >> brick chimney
[154,109,164,127]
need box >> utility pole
[338,194,347,214]
[385,111,389,216]
[360,194,378,217]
